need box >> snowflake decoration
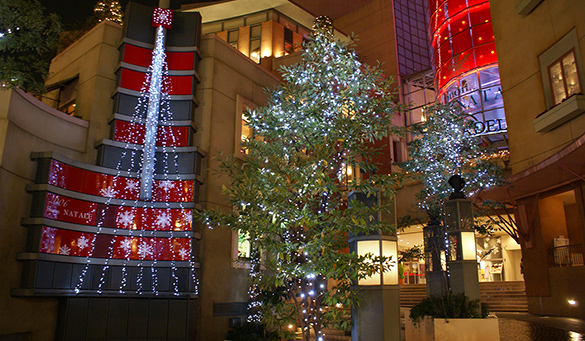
[157,180,175,192]
[100,186,119,198]
[138,242,154,258]
[117,210,135,229]
[178,248,189,259]
[152,7,173,29]
[119,238,133,251]
[155,212,172,229]
[59,245,71,255]
[125,179,139,193]
[77,235,90,250]
[181,211,193,225]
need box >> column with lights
[348,192,400,341]
[444,175,480,300]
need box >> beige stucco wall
[0,89,89,339]
[46,21,123,165]
[334,0,399,78]
[194,34,279,340]
[490,1,585,173]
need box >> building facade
[489,0,585,318]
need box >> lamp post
[348,191,400,341]
[423,220,448,297]
[443,175,480,300]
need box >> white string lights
[69,7,196,297]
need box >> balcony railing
[551,244,584,267]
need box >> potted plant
[405,291,499,341]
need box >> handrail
[550,243,584,267]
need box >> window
[45,76,79,117]
[284,27,293,55]
[535,28,585,132]
[249,24,261,63]
[227,30,239,49]
[539,28,585,109]
[235,95,257,157]
[237,230,252,259]
[548,50,581,106]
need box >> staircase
[400,284,428,308]
[399,281,529,312]
[479,281,529,312]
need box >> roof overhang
[482,133,585,202]
[181,0,348,42]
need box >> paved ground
[496,312,585,341]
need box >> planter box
[405,315,499,341]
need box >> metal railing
[551,244,584,267]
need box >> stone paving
[496,313,585,341]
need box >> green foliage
[0,0,61,94]
[200,20,400,340]
[399,245,425,263]
[398,262,404,279]
[409,291,489,325]
[401,102,506,221]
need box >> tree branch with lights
[200,17,401,341]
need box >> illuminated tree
[401,102,506,221]
[94,1,123,24]
[0,0,61,94]
[201,17,400,341]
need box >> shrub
[409,291,489,325]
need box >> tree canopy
[201,17,401,340]
[401,102,506,221]
[0,0,61,94]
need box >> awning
[482,133,585,202]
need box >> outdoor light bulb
[568,299,577,306]
[288,324,294,329]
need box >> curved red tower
[429,0,507,143]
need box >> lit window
[539,28,585,109]
[45,76,79,117]
[548,50,581,105]
[237,230,252,259]
[250,24,261,63]
[235,95,257,157]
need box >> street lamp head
[448,174,466,199]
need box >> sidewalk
[497,312,585,341]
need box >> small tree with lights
[94,1,123,24]
[201,17,400,341]
[401,102,506,222]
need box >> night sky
[38,0,213,28]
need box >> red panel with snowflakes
[48,160,194,202]
[42,192,192,231]
[39,226,191,261]
[112,120,190,147]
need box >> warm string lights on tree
[94,1,123,24]
[201,17,400,341]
